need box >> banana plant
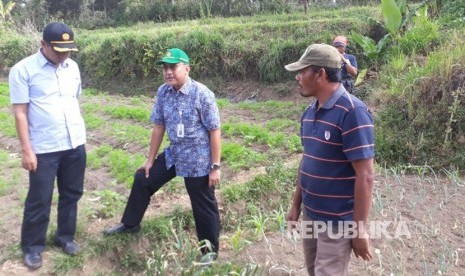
[0,1,16,21]
[352,0,433,64]
[351,32,391,61]
[382,0,404,37]
[351,0,406,63]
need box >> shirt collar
[37,49,49,68]
[37,48,69,68]
[168,77,192,95]
[312,84,345,110]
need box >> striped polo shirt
[300,85,374,222]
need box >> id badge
[177,123,185,138]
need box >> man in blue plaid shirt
[104,48,222,259]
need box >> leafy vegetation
[373,27,465,168]
[0,6,377,93]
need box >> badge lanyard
[177,110,184,138]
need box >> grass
[82,113,105,130]
[0,150,21,195]
[108,122,151,147]
[221,142,266,171]
[90,190,127,219]
[0,112,17,138]
[103,105,151,122]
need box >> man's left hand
[352,234,373,261]
[209,169,221,188]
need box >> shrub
[439,0,465,26]
[373,31,465,168]
[0,33,36,72]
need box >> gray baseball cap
[284,44,341,71]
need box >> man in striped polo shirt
[285,44,375,275]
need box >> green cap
[156,48,190,65]
[284,44,341,71]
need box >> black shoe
[103,223,141,236]
[23,252,42,270]
[56,240,80,256]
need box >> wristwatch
[210,163,221,171]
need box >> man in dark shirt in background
[333,35,358,94]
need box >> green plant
[120,249,146,271]
[221,183,249,203]
[86,144,111,169]
[0,177,8,196]
[83,113,105,130]
[351,31,391,61]
[108,122,151,147]
[0,94,9,108]
[170,206,195,230]
[374,29,465,168]
[142,216,172,241]
[228,225,251,254]
[273,205,287,235]
[221,142,266,171]
[352,0,433,65]
[52,254,84,274]
[103,105,151,122]
[0,112,17,137]
[0,1,15,22]
[381,0,404,37]
[146,251,169,275]
[439,0,465,26]
[396,6,440,55]
[248,211,270,252]
[106,150,146,187]
[92,190,126,219]
[351,0,404,64]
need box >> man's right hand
[22,151,37,172]
[340,53,351,65]
[139,160,154,178]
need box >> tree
[46,0,83,19]
[93,0,121,18]
[300,0,307,14]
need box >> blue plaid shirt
[150,77,220,177]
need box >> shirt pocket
[57,71,80,97]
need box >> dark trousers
[21,145,86,254]
[121,152,220,253]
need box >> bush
[439,0,465,26]
[1,6,374,93]
[0,32,36,72]
[396,12,440,56]
[373,30,465,168]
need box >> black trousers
[121,152,220,253]
[21,145,86,254]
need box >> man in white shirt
[9,22,86,270]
